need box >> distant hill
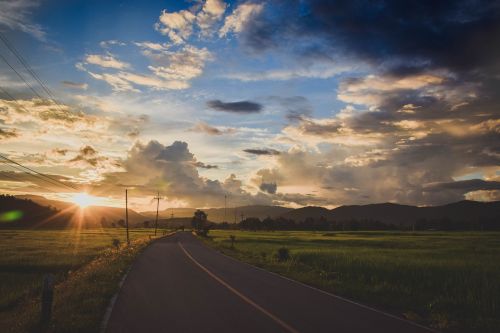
[16,194,73,210]
[142,205,293,223]
[282,201,500,227]
[0,194,64,227]
[8,195,147,228]
[281,206,332,221]
[4,194,499,229]
[330,203,420,226]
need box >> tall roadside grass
[203,230,500,332]
[0,228,170,332]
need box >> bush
[197,227,210,237]
[112,238,121,249]
[276,247,290,262]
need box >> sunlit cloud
[219,2,264,37]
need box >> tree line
[211,216,500,231]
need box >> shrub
[276,247,290,262]
[112,238,121,249]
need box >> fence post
[41,274,54,329]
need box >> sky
[0,0,499,211]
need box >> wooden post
[224,194,227,223]
[40,274,54,329]
[154,192,160,236]
[125,189,129,245]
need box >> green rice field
[205,230,500,332]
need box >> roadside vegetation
[0,228,169,332]
[203,230,500,333]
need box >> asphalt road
[105,232,435,333]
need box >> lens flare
[70,192,98,208]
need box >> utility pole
[125,189,129,245]
[154,191,160,236]
[224,194,227,223]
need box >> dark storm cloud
[424,179,500,192]
[243,148,281,156]
[207,99,263,113]
[156,141,194,162]
[243,0,500,73]
[260,182,277,194]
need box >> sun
[71,192,98,208]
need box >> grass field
[0,228,167,332]
[204,230,500,333]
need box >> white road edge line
[199,236,440,333]
[178,240,300,333]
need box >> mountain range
[1,195,498,228]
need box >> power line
[0,52,43,99]
[0,159,74,193]
[0,32,68,114]
[0,153,79,192]
[0,161,67,194]
[0,85,34,114]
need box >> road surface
[105,232,435,333]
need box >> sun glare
[71,192,98,208]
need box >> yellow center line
[178,240,300,333]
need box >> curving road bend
[105,232,435,333]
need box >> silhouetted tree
[192,210,210,236]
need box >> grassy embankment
[0,228,171,332]
[203,230,500,333]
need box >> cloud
[134,41,170,52]
[260,182,277,194]
[0,0,45,40]
[155,8,196,44]
[241,0,500,74]
[85,54,130,69]
[223,63,349,81]
[219,2,264,37]
[197,0,227,36]
[190,121,235,135]
[0,170,80,193]
[207,99,262,113]
[146,45,213,82]
[243,148,280,156]
[269,96,313,122]
[193,161,219,169]
[154,1,228,43]
[61,81,88,90]
[99,40,126,48]
[0,97,105,131]
[423,179,500,193]
[68,145,121,172]
[97,140,271,207]
[0,127,18,140]
[82,45,212,92]
[337,73,449,107]
[52,148,68,156]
